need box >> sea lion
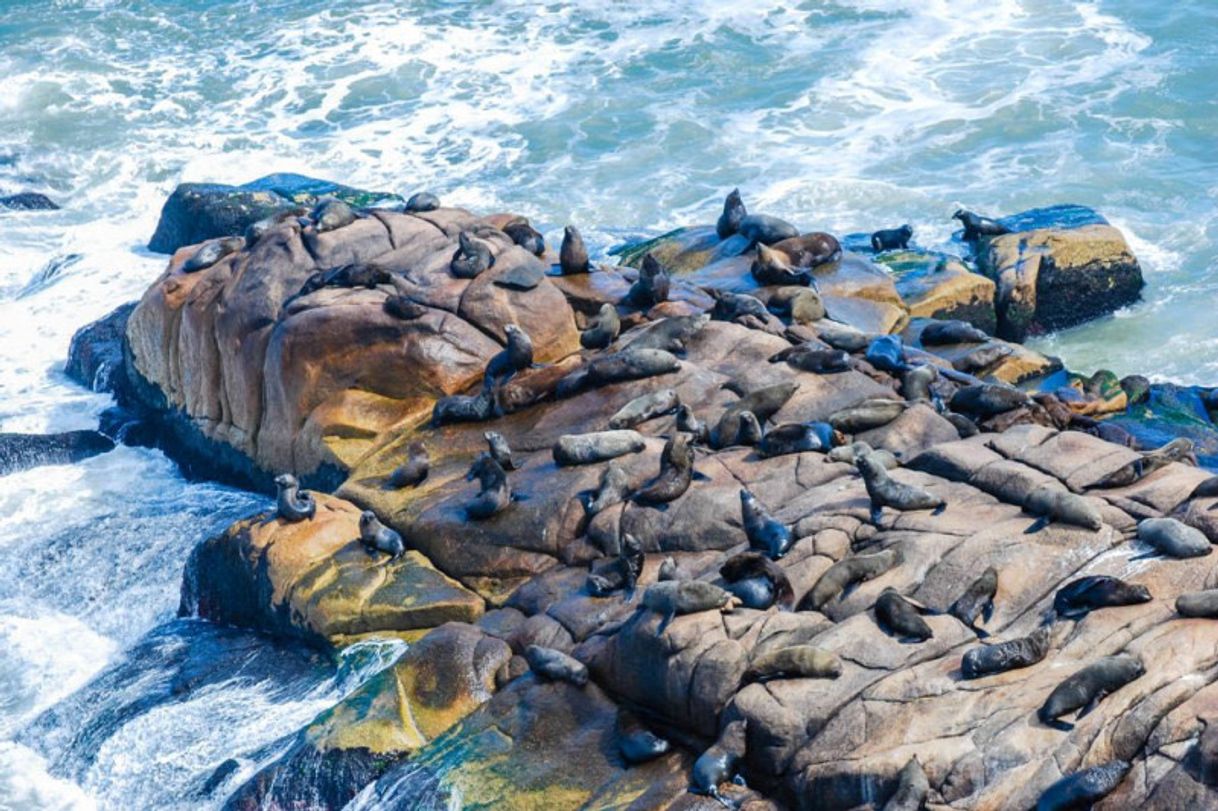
[920,320,990,345]
[953,209,1011,241]
[614,533,646,593]
[751,243,813,286]
[431,387,498,426]
[643,580,738,631]
[741,489,793,559]
[758,421,837,458]
[870,225,913,253]
[658,556,681,582]
[949,567,998,637]
[768,286,826,324]
[953,343,1013,375]
[875,587,934,642]
[553,430,646,466]
[621,313,710,354]
[769,344,850,374]
[1024,485,1104,532]
[1135,517,1211,559]
[1188,475,1218,501]
[465,453,512,520]
[883,756,930,811]
[559,224,590,275]
[946,412,980,438]
[720,551,795,611]
[609,389,680,429]
[1093,437,1199,488]
[358,510,405,559]
[484,324,534,387]
[799,548,899,611]
[1177,589,1218,618]
[387,440,429,488]
[773,232,842,268]
[581,303,620,350]
[961,627,1052,679]
[484,431,519,471]
[857,452,945,525]
[311,198,357,232]
[618,710,671,765]
[827,441,899,469]
[723,575,775,610]
[900,364,940,405]
[743,645,840,683]
[691,720,748,804]
[245,208,308,245]
[1054,575,1151,619]
[708,288,769,323]
[451,231,494,278]
[274,473,316,522]
[293,262,392,301]
[524,645,588,687]
[503,220,545,256]
[716,188,747,239]
[585,462,632,516]
[625,253,669,307]
[864,335,908,374]
[404,191,440,212]
[182,237,245,273]
[950,384,1029,416]
[634,434,696,506]
[812,320,874,352]
[713,381,800,449]
[586,348,681,387]
[493,252,547,291]
[829,398,906,433]
[677,404,711,445]
[1036,760,1131,811]
[383,294,427,320]
[739,213,798,246]
[730,411,764,447]
[1038,654,1144,730]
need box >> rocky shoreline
[53,176,1218,809]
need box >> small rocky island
[57,173,1218,809]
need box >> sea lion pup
[856,451,945,526]
[720,551,795,611]
[1023,485,1103,532]
[961,626,1052,679]
[584,462,632,516]
[751,243,813,286]
[768,344,850,374]
[483,324,534,387]
[743,645,840,684]
[716,188,747,239]
[740,489,793,559]
[634,434,697,506]
[864,334,909,374]
[465,452,512,520]
[1053,575,1151,619]
[609,388,680,429]
[875,587,934,642]
[484,431,519,471]
[799,548,899,611]
[658,556,681,581]
[450,231,494,278]
[920,319,990,346]
[949,566,998,638]
[617,710,671,765]
[712,381,800,449]
[1038,654,1144,730]
[1177,589,1218,618]
[359,510,405,559]
[950,383,1029,417]
[829,398,906,433]
[739,213,799,246]
[182,236,245,273]
[524,645,588,687]
[758,421,837,458]
[404,191,440,212]
[708,288,770,323]
[1134,516,1211,559]
[1036,760,1131,811]
[431,386,497,426]
[554,430,646,466]
[559,224,590,275]
[621,313,710,354]
[273,473,316,522]
[691,719,748,805]
[502,219,545,256]
[625,253,670,308]
[677,404,711,445]
[900,364,940,405]
[311,198,357,232]
[953,208,1010,241]
[643,580,738,632]
[580,303,620,350]
[870,225,913,252]
[883,756,930,811]
[387,440,429,488]
[383,294,427,320]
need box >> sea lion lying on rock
[829,398,906,433]
[621,313,710,355]
[431,387,498,426]
[617,710,670,765]
[502,219,545,256]
[524,645,588,687]
[720,551,795,611]
[827,441,898,469]
[875,587,934,642]
[799,548,899,611]
[742,645,840,683]
[1024,485,1103,532]
[583,462,632,517]
[609,388,680,429]
[580,303,619,350]
[713,382,799,449]
[633,434,699,506]
[920,319,990,345]
[758,421,837,458]
[708,288,769,324]
[643,580,739,632]
[1038,654,1144,730]
[769,344,850,374]
[292,262,392,302]
[953,208,1011,241]
[358,510,404,560]
[450,231,494,278]
[739,214,798,246]
[1092,436,1198,488]
[1054,575,1150,619]
[1177,589,1218,618]
[900,364,940,406]
[751,243,813,286]
[586,533,645,596]
[950,383,1029,416]
[1134,517,1211,559]
[404,191,440,212]
[812,320,874,352]
[559,348,682,396]
[553,430,646,466]
[883,756,930,811]
[310,198,357,232]
[182,237,244,273]
[1036,760,1131,811]
[864,335,908,374]
[961,627,1052,680]
[949,566,998,638]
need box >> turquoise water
[1,2,1216,807]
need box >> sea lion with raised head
[857,452,944,525]
[359,510,405,559]
[799,548,899,611]
[920,319,990,346]
[465,453,512,520]
[883,756,930,811]
[743,645,840,683]
[730,411,764,447]
[292,263,393,303]
[274,473,315,522]
[245,208,308,245]
[758,421,837,458]
[751,243,813,286]
[741,489,793,559]
[713,381,800,449]
[1038,654,1144,730]
[559,224,590,275]
[720,551,795,611]
[625,253,669,308]
[949,566,998,638]
[387,440,429,488]
[524,645,588,687]
[484,324,534,387]
[961,626,1052,679]
[633,433,696,506]
[1036,760,1131,811]
[1187,475,1218,502]
[658,556,681,582]
[1092,437,1199,489]
[870,225,913,252]
[311,198,357,232]
[554,430,646,466]
[1135,517,1211,559]
[609,389,680,430]
[677,404,711,446]
[716,188,746,239]
[875,587,934,642]
[643,580,738,632]
[691,720,748,804]
[404,191,440,212]
[451,231,494,278]
[484,431,519,471]
[182,236,245,273]
[1054,575,1151,619]
[584,462,632,517]
[1024,485,1104,532]
[581,303,620,350]
[769,344,850,374]
[953,209,1011,241]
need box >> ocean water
[0,1,1215,807]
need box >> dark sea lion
[311,198,357,232]
[609,388,680,429]
[451,231,494,278]
[946,412,980,438]
[720,551,795,611]
[581,302,620,350]
[621,313,710,354]
[725,575,775,610]
[739,213,799,246]
[564,348,681,395]
[643,580,738,631]
[920,319,990,345]
[559,224,590,275]
[870,225,913,252]
[953,343,1012,374]
[883,756,930,811]
[493,253,547,291]
[751,243,813,286]
[758,421,837,458]
[484,431,519,471]
[431,387,497,426]
[634,433,696,506]
[658,556,681,582]
[864,335,908,374]
[769,344,850,374]
[900,364,940,405]
[741,489,793,559]
[1038,654,1144,730]
[1135,517,1211,559]
[616,533,645,593]
[585,462,632,516]
[1054,575,1151,619]
[245,208,308,245]
[812,320,875,352]
[953,209,1010,241]
[949,566,998,637]
[799,548,899,611]
[772,232,842,268]
[553,430,646,466]
[293,262,392,302]
[503,219,545,256]
[383,293,427,320]
[677,404,711,445]
[404,191,440,212]
[716,188,747,239]
[951,383,1029,416]
[625,253,669,307]
[274,473,315,522]
[875,587,934,642]
[961,627,1052,679]
[731,411,764,447]
[713,381,800,449]
[387,440,429,488]
[182,236,245,273]
[524,645,588,687]
[618,710,671,765]
[484,324,534,387]
[1024,485,1103,532]
[743,645,840,683]
[358,510,405,559]
[1187,475,1218,501]
[857,452,944,525]
[465,452,512,520]
[691,720,748,804]
[1036,760,1131,811]
[1177,589,1218,618]
[1095,437,1199,488]
[708,288,769,323]
[829,398,906,433]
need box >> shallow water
[1,1,1216,807]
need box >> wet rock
[0,430,114,475]
[878,250,996,334]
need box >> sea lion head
[359,510,377,532]
[274,473,297,489]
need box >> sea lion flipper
[648,501,670,513]
[1129,550,1160,562]
[657,610,675,635]
[513,492,531,502]
[982,600,995,624]
[870,505,884,526]
[1078,692,1107,720]
[692,470,711,481]
[1047,718,1075,732]
[931,503,946,516]
[971,624,991,640]
[1025,516,1050,534]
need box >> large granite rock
[878,250,996,334]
